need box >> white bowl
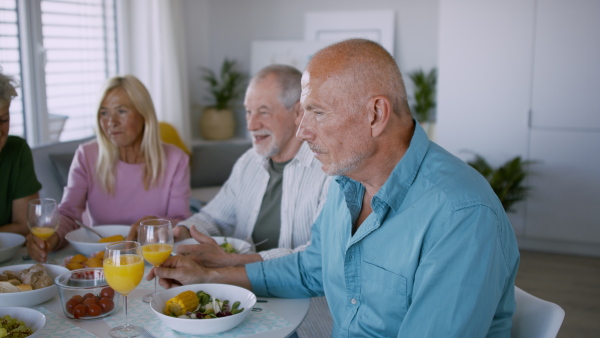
[173,236,252,255]
[0,263,69,307]
[150,283,256,335]
[0,307,46,337]
[0,233,25,263]
[65,225,130,256]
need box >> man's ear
[293,101,303,126]
[368,96,391,137]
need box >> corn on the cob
[98,235,125,243]
[164,290,199,317]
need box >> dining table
[1,244,310,338]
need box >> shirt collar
[335,119,430,212]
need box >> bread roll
[16,284,33,292]
[17,263,53,290]
[0,281,20,293]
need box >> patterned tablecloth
[1,245,305,337]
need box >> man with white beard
[174,65,332,337]
[174,64,330,267]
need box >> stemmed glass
[103,241,145,337]
[138,219,173,303]
[28,198,59,263]
[27,198,59,241]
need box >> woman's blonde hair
[95,75,165,194]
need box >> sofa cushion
[49,153,74,188]
[31,136,94,201]
[190,140,252,188]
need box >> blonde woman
[0,69,41,235]
[27,75,191,262]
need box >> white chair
[512,286,565,338]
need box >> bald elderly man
[151,39,520,337]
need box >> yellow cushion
[159,122,191,156]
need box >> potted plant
[408,68,437,138]
[467,154,535,213]
[199,58,247,140]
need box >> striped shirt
[178,142,331,260]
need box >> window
[0,0,25,137]
[0,0,118,145]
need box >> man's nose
[296,115,313,141]
[246,112,260,131]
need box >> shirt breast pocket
[361,260,408,323]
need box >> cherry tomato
[73,304,87,319]
[71,295,84,304]
[100,287,115,299]
[87,304,102,317]
[99,297,115,313]
[83,292,95,299]
[83,297,97,307]
[66,299,79,314]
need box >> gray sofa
[31,137,252,210]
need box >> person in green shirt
[0,68,42,235]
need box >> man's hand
[173,225,192,241]
[176,227,235,268]
[26,232,57,263]
[148,255,207,289]
[149,254,253,291]
[126,216,158,241]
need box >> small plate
[0,233,26,263]
[0,263,69,307]
[173,236,252,255]
[150,283,256,335]
[0,307,46,337]
[65,225,130,256]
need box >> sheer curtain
[118,0,191,147]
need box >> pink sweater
[56,141,191,247]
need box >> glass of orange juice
[104,241,145,337]
[138,218,173,303]
[27,198,59,241]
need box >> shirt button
[351,298,357,305]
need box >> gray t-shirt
[252,158,291,251]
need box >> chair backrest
[31,136,95,202]
[512,286,565,338]
[159,122,191,156]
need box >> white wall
[436,0,600,257]
[182,0,440,138]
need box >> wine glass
[103,241,145,337]
[138,219,173,303]
[27,198,59,241]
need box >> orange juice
[141,243,173,267]
[103,254,144,295]
[31,227,56,240]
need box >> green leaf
[201,58,247,110]
[409,68,437,122]
[467,154,536,213]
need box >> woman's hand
[26,232,58,263]
[126,215,158,241]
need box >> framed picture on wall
[250,40,332,75]
[304,10,396,56]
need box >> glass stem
[124,294,129,329]
[154,273,158,294]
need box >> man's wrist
[176,224,190,232]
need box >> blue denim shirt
[247,122,520,337]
